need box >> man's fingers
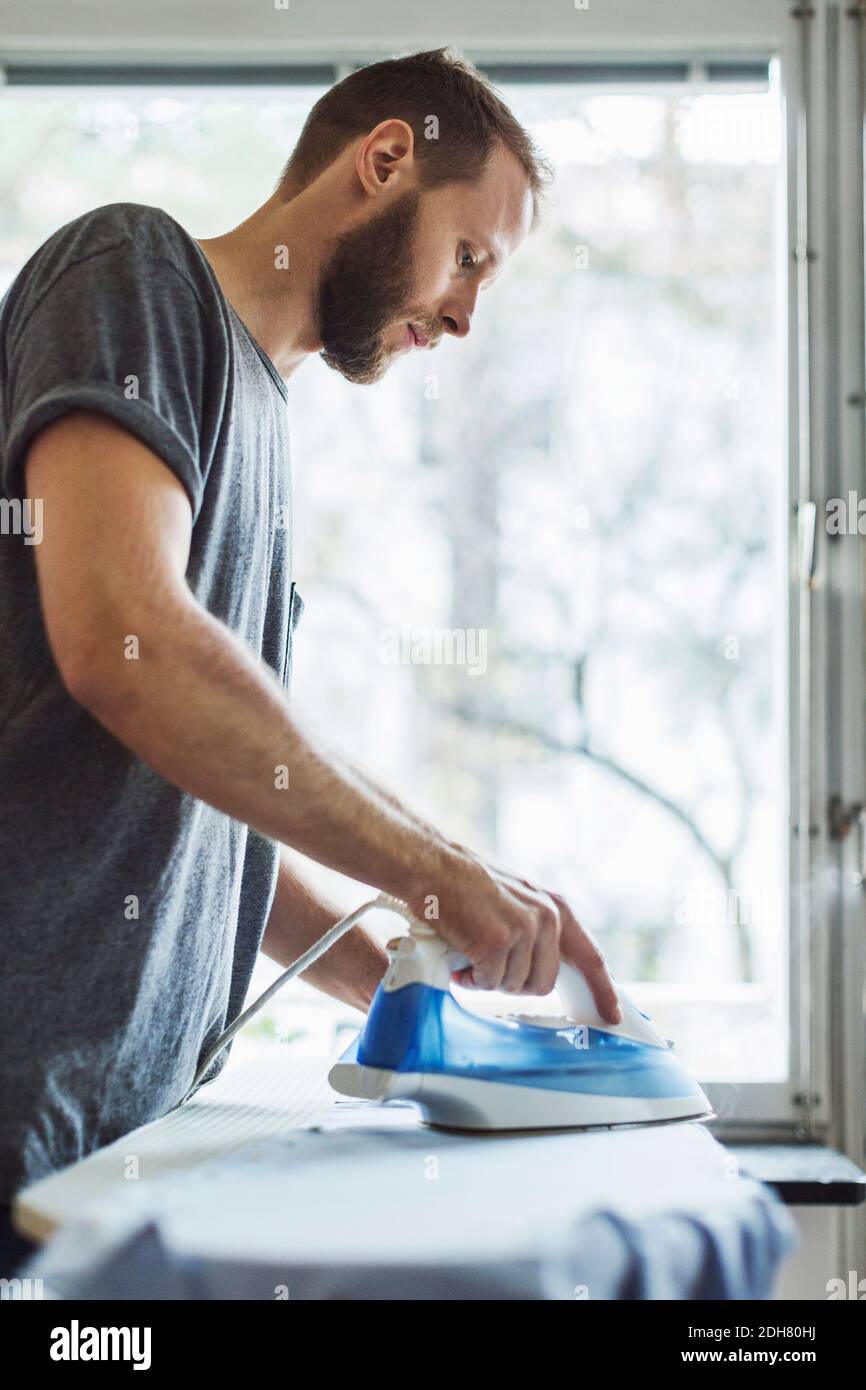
[453,951,505,991]
[520,905,561,996]
[438,867,617,1021]
[581,955,622,1025]
[500,937,534,993]
[554,895,621,1024]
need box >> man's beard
[317,189,425,385]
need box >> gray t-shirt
[0,202,303,1201]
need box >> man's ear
[355,119,416,196]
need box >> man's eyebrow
[478,244,503,288]
[464,234,500,268]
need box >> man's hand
[408,846,621,1024]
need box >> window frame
[3,0,862,1141]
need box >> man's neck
[195,189,328,379]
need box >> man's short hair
[278,48,551,222]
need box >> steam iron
[329,904,714,1132]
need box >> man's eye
[459,245,476,269]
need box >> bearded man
[0,48,619,1270]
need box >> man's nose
[440,285,479,339]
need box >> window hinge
[829,796,866,887]
[793,1090,821,1108]
[828,795,862,840]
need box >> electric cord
[180,892,412,1105]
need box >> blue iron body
[352,980,706,1103]
[329,913,714,1130]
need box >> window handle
[857,809,866,891]
[798,501,817,586]
[829,796,866,889]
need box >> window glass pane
[0,87,325,281]
[289,85,788,1083]
[0,80,787,1084]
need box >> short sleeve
[2,244,228,522]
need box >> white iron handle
[554,961,669,1048]
[378,896,669,1049]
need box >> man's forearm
[27,415,620,1016]
[77,591,460,902]
[262,850,388,1011]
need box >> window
[287,77,789,1095]
[2,11,849,1131]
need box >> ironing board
[14,1055,797,1300]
